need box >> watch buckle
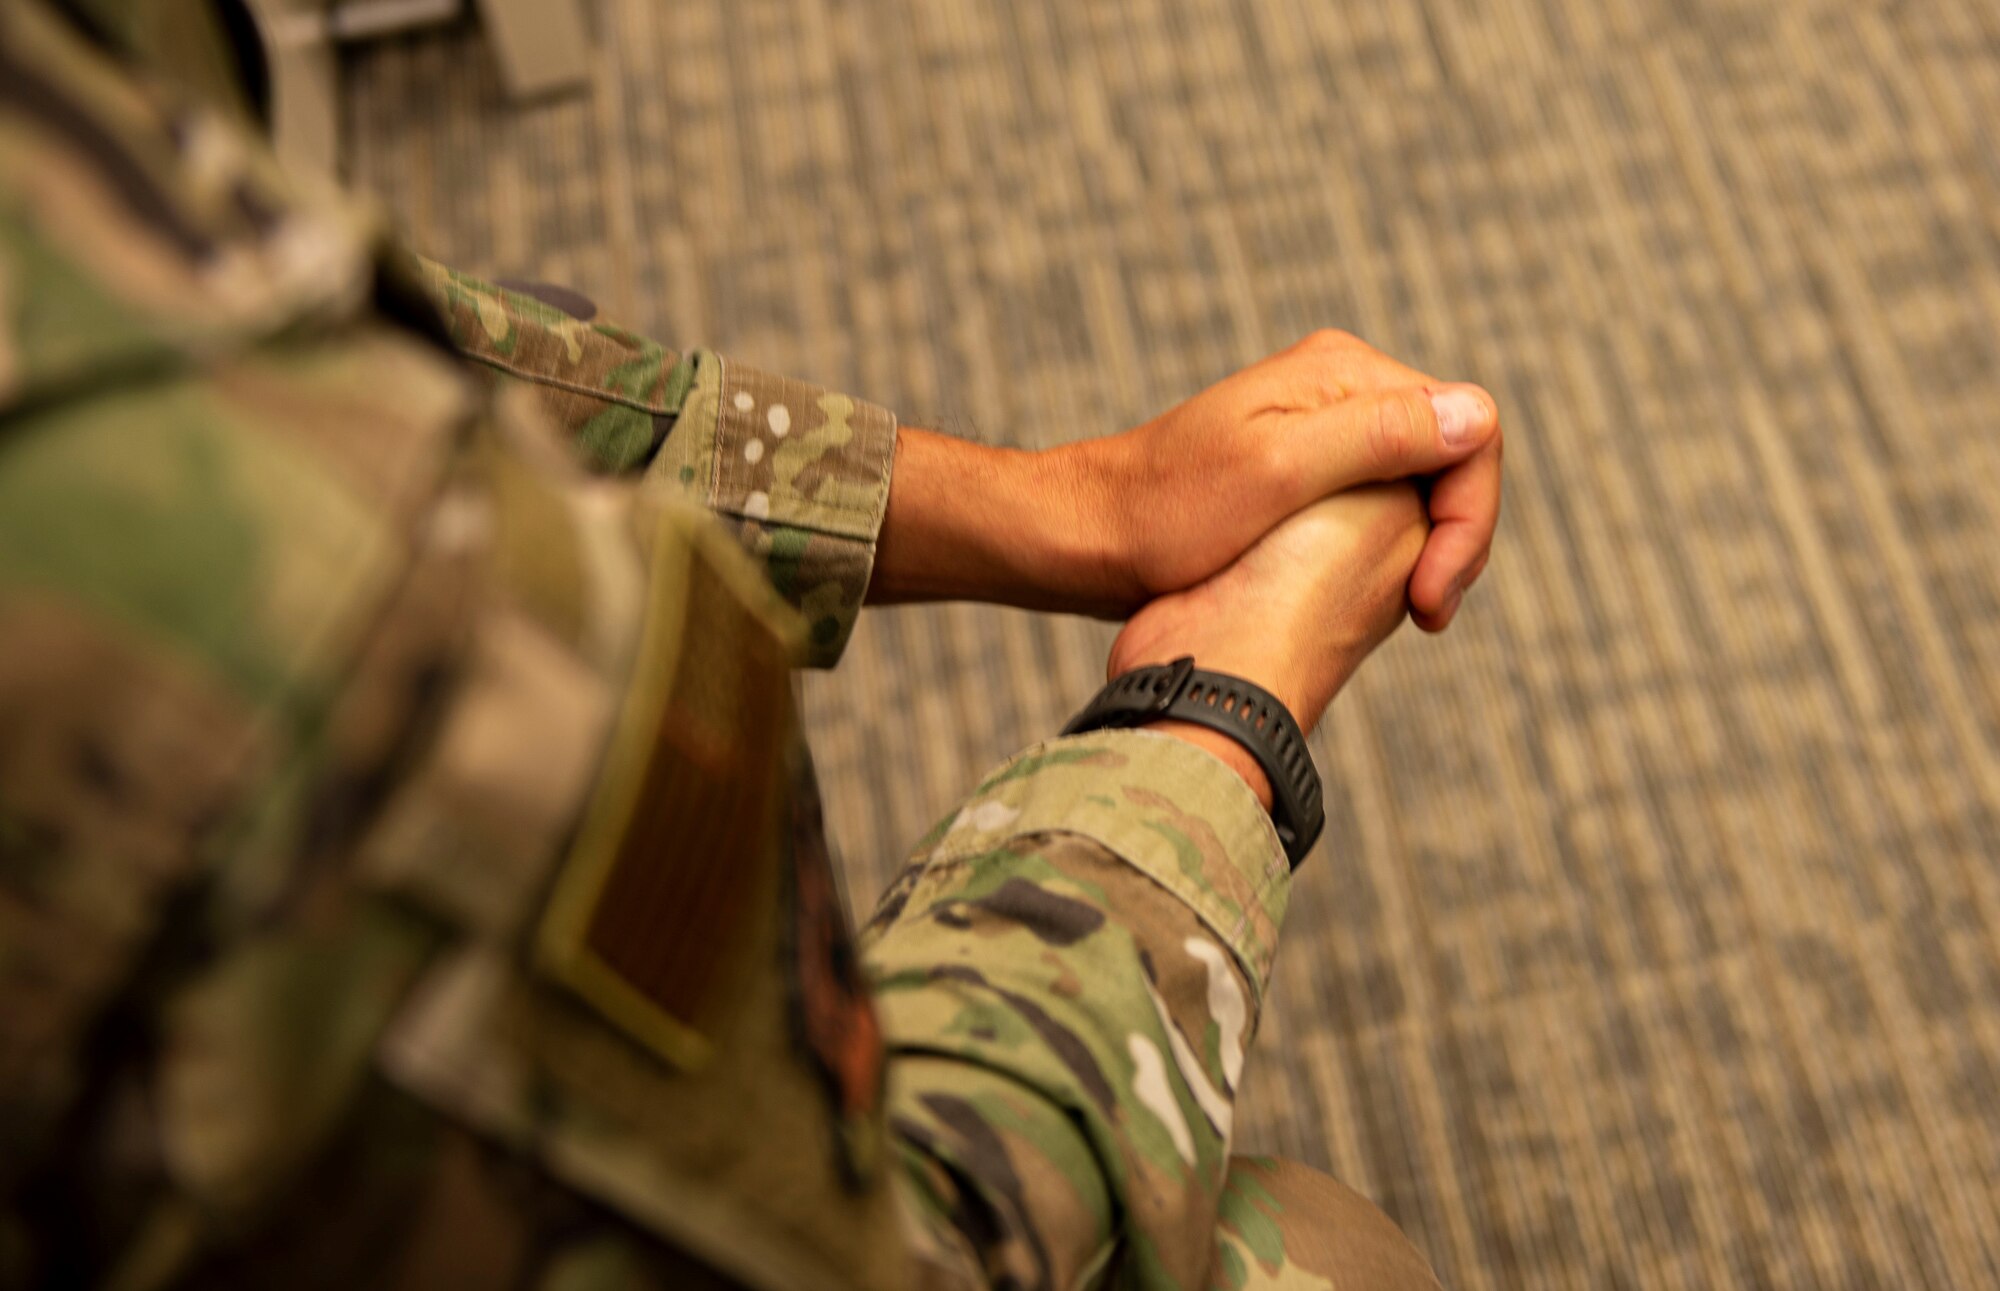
[1148,655,1198,715]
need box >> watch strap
[1061,657,1325,868]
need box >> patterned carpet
[342,2,2000,1286]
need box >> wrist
[1069,657,1326,864]
[1036,436,1145,613]
[870,428,1139,614]
[1109,640,1325,739]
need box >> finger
[1409,527,1484,632]
[1286,383,1499,501]
[1416,548,1491,634]
[1407,431,1502,630]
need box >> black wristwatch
[1061,656,1324,869]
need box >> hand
[1081,329,1499,630]
[1104,483,1430,804]
[870,331,1500,630]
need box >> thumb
[1291,382,1496,493]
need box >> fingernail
[1431,386,1489,449]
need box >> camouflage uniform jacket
[0,4,1308,1288]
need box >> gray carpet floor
[344,2,2000,1285]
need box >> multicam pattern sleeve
[409,258,897,666]
[862,731,1293,1290]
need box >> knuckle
[1306,327,1354,352]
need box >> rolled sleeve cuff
[910,730,1291,1002]
[649,350,897,667]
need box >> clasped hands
[870,329,1502,805]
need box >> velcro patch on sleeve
[536,510,799,1069]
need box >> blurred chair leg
[472,0,592,98]
[245,0,341,177]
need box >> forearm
[408,256,913,666]
[868,428,1139,616]
[406,260,1133,622]
[864,731,1290,1287]
[405,255,693,473]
